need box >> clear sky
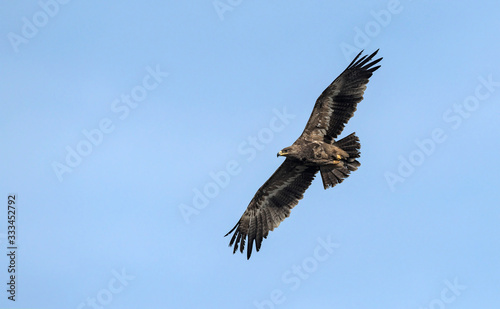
[1,1,500,308]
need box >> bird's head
[277,146,296,158]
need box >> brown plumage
[225,50,382,259]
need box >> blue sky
[1,0,500,308]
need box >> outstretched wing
[300,50,382,141]
[225,159,319,259]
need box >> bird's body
[281,138,350,166]
[226,50,382,259]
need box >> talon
[336,154,342,160]
[332,160,340,164]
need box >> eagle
[225,50,382,259]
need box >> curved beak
[277,150,284,157]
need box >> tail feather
[320,132,361,189]
[335,132,361,160]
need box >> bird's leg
[331,154,343,165]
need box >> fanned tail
[335,132,361,170]
[320,132,361,189]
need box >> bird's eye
[283,150,287,153]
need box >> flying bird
[225,50,382,259]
